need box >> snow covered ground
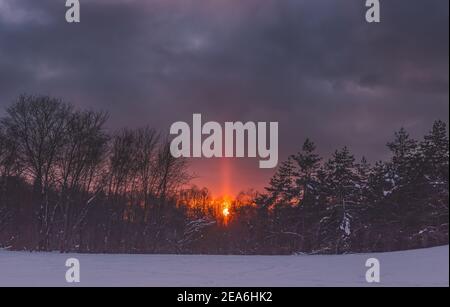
[0,245,448,287]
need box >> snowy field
[0,246,448,287]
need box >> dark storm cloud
[0,0,448,193]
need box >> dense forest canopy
[0,95,448,254]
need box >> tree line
[0,95,190,253]
[0,95,448,254]
[169,121,448,255]
[226,122,448,254]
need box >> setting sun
[222,207,230,218]
[221,198,232,219]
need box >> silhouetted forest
[0,95,448,254]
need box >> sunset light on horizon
[0,0,448,289]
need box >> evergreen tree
[418,120,449,242]
[291,139,322,251]
[323,147,359,204]
[421,120,449,185]
[319,147,359,253]
[292,139,321,207]
[265,157,297,206]
[356,157,371,204]
[386,127,420,191]
[367,161,390,203]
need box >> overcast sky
[0,0,448,195]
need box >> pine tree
[323,147,359,204]
[386,127,420,191]
[290,139,322,251]
[265,157,297,206]
[386,127,426,209]
[421,120,449,186]
[318,147,360,253]
[356,156,371,204]
[262,157,298,252]
[418,120,449,242]
[292,139,321,207]
[367,160,390,203]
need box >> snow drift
[0,245,448,287]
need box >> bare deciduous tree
[57,110,109,252]
[2,95,71,250]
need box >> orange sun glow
[222,207,230,217]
